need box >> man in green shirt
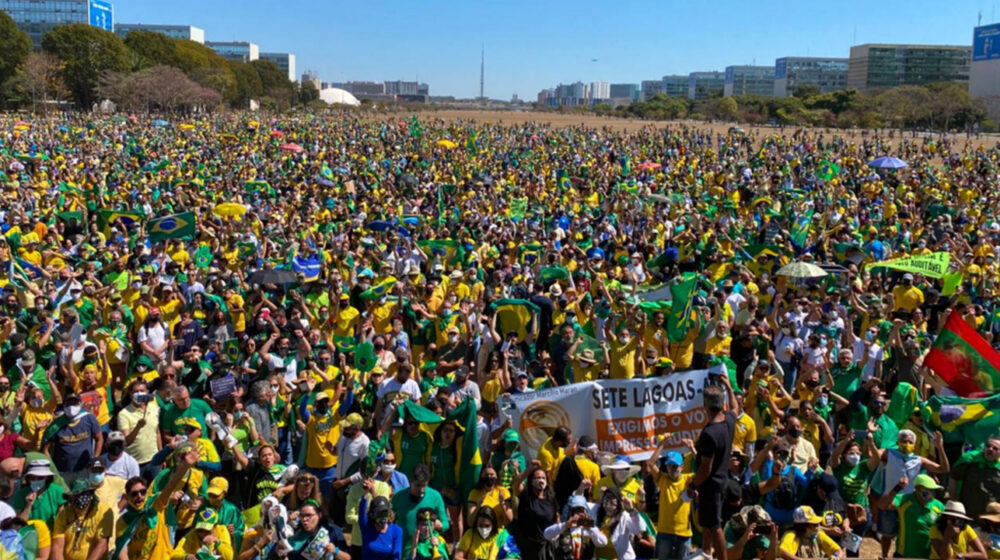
[949,437,1000,519]
[159,386,214,438]
[391,464,449,559]
[829,348,864,399]
[878,473,944,559]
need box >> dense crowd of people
[0,112,997,560]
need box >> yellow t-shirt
[732,413,757,454]
[467,487,511,527]
[457,529,501,560]
[372,301,398,334]
[609,337,639,379]
[778,530,841,558]
[304,413,340,469]
[537,438,565,482]
[892,285,924,312]
[656,472,694,536]
[53,503,115,560]
[333,306,360,338]
[170,525,233,560]
[158,299,182,331]
[21,402,56,451]
[194,437,220,465]
[482,378,502,404]
[930,525,980,560]
[28,519,51,549]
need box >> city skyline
[40,0,1000,99]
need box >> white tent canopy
[318,88,360,107]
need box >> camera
[753,523,772,536]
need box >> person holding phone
[542,494,608,560]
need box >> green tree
[0,11,32,90]
[227,61,263,108]
[123,30,181,70]
[792,84,820,99]
[298,81,319,105]
[716,96,738,120]
[250,59,294,106]
[41,24,131,107]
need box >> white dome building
[318,88,361,107]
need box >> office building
[384,81,418,95]
[418,83,429,95]
[661,75,688,97]
[610,83,639,101]
[206,41,259,63]
[971,23,1000,98]
[640,80,662,101]
[724,65,775,97]
[589,81,610,101]
[773,57,849,97]
[2,0,113,46]
[688,71,725,100]
[115,23,203,43]
[301,71,320,90]
[847,43,971,91]
[260,52,296,82]
[345,81,385,96]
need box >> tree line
[580,82,992,132]
[0,11,321,112]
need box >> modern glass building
[609,83,639,101]
[724,65,775,97]
[260,52,296,82]
[115,23,204,43]
[2,0,113,46]
[660,75,688,97]
[687,71,725,100]
[640,80,662,101]
[847,44,972,91]
[773,57,849,97]
[206,41,259,63]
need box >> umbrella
[179,124,195,131]
[647,193,671,204]
[637,162,662,171]
[151,120,169,127]
[869,156,907,169]
[270,130,284,137]
[214,202,248,218]
[247,269,298,285]
[776,261,828,279]
[279,143,304,153]
[247,120,260,128]
[437,139,457,149]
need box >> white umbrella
[776,261,828,278]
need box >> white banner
[502,368,719,462]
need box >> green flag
[509,197,528,222]
[666,276,698,342]
[194,245,213,269]
[818,160,840,181]
[942,272,964,296]
[887,382,919,429]
[790,207,814,247]
[923,392,1000,447]
[399,400,444,424]
[148,212,196,243]
[539,266,569,285]
[447,398,482,501]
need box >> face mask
[65,405,81,418]
[845,454,861,466]
[73,492,95,510]
[865,331,875,341]
[88,473,104,487]
[29,480,44,492]
[898,442,915,455]
[645,357,657,365]
[613,471,630,485]
[919,490,934,502]
[533,479,547,492]
[484,476,497,488]
[376,517,389,528]
[787,427,802,439]
[817,396,828,407]
[29,398,42,408]
[314,404,329,416]
[380,465,396,475]
[478,527,492,539]
[234,411,244,420]
[620,336,631,344]
[448,335,458,343]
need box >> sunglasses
[129,488,148,497]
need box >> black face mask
[108,442,125,457]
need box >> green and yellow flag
[148,212,196,243]
[667,275,698,342]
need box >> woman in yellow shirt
[930,503,988,560]
[170,508,234,560]
[466,466,513,529]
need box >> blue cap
[664,452,683,467]
[567,494,588,510]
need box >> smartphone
[134,393,155,404]
[853,429,868,439]
[578,518,594,528]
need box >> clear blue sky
[117,0,988,99]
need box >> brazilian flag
[666,275,698,342]
[556,169,571,190]
[222,339,241,363]
[148,212,196,243]
[360,277,396,300]
[922,391,1000,447]
[97,210,143,234]
[818,159,840,181]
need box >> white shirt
[138,322,168,356]
[334,433,370,478]
[377,377,421,402]
[852,340,884,381]
[103,451,141,481]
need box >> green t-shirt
[160,398,214,436]
[429,443,458,491]
[392,488,450,560]
[833,461,872,507]
[397,431,431,479]
[10,481,65,528]
[830,363,862,399]
[894,494,943,558]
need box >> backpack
[771,468,798,511]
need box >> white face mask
[845,454,861,467]
[380,465,396,475]
[65,405,82,418]
[478,527,492,539]
[448,335,459,343]
[613,470,630,485]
